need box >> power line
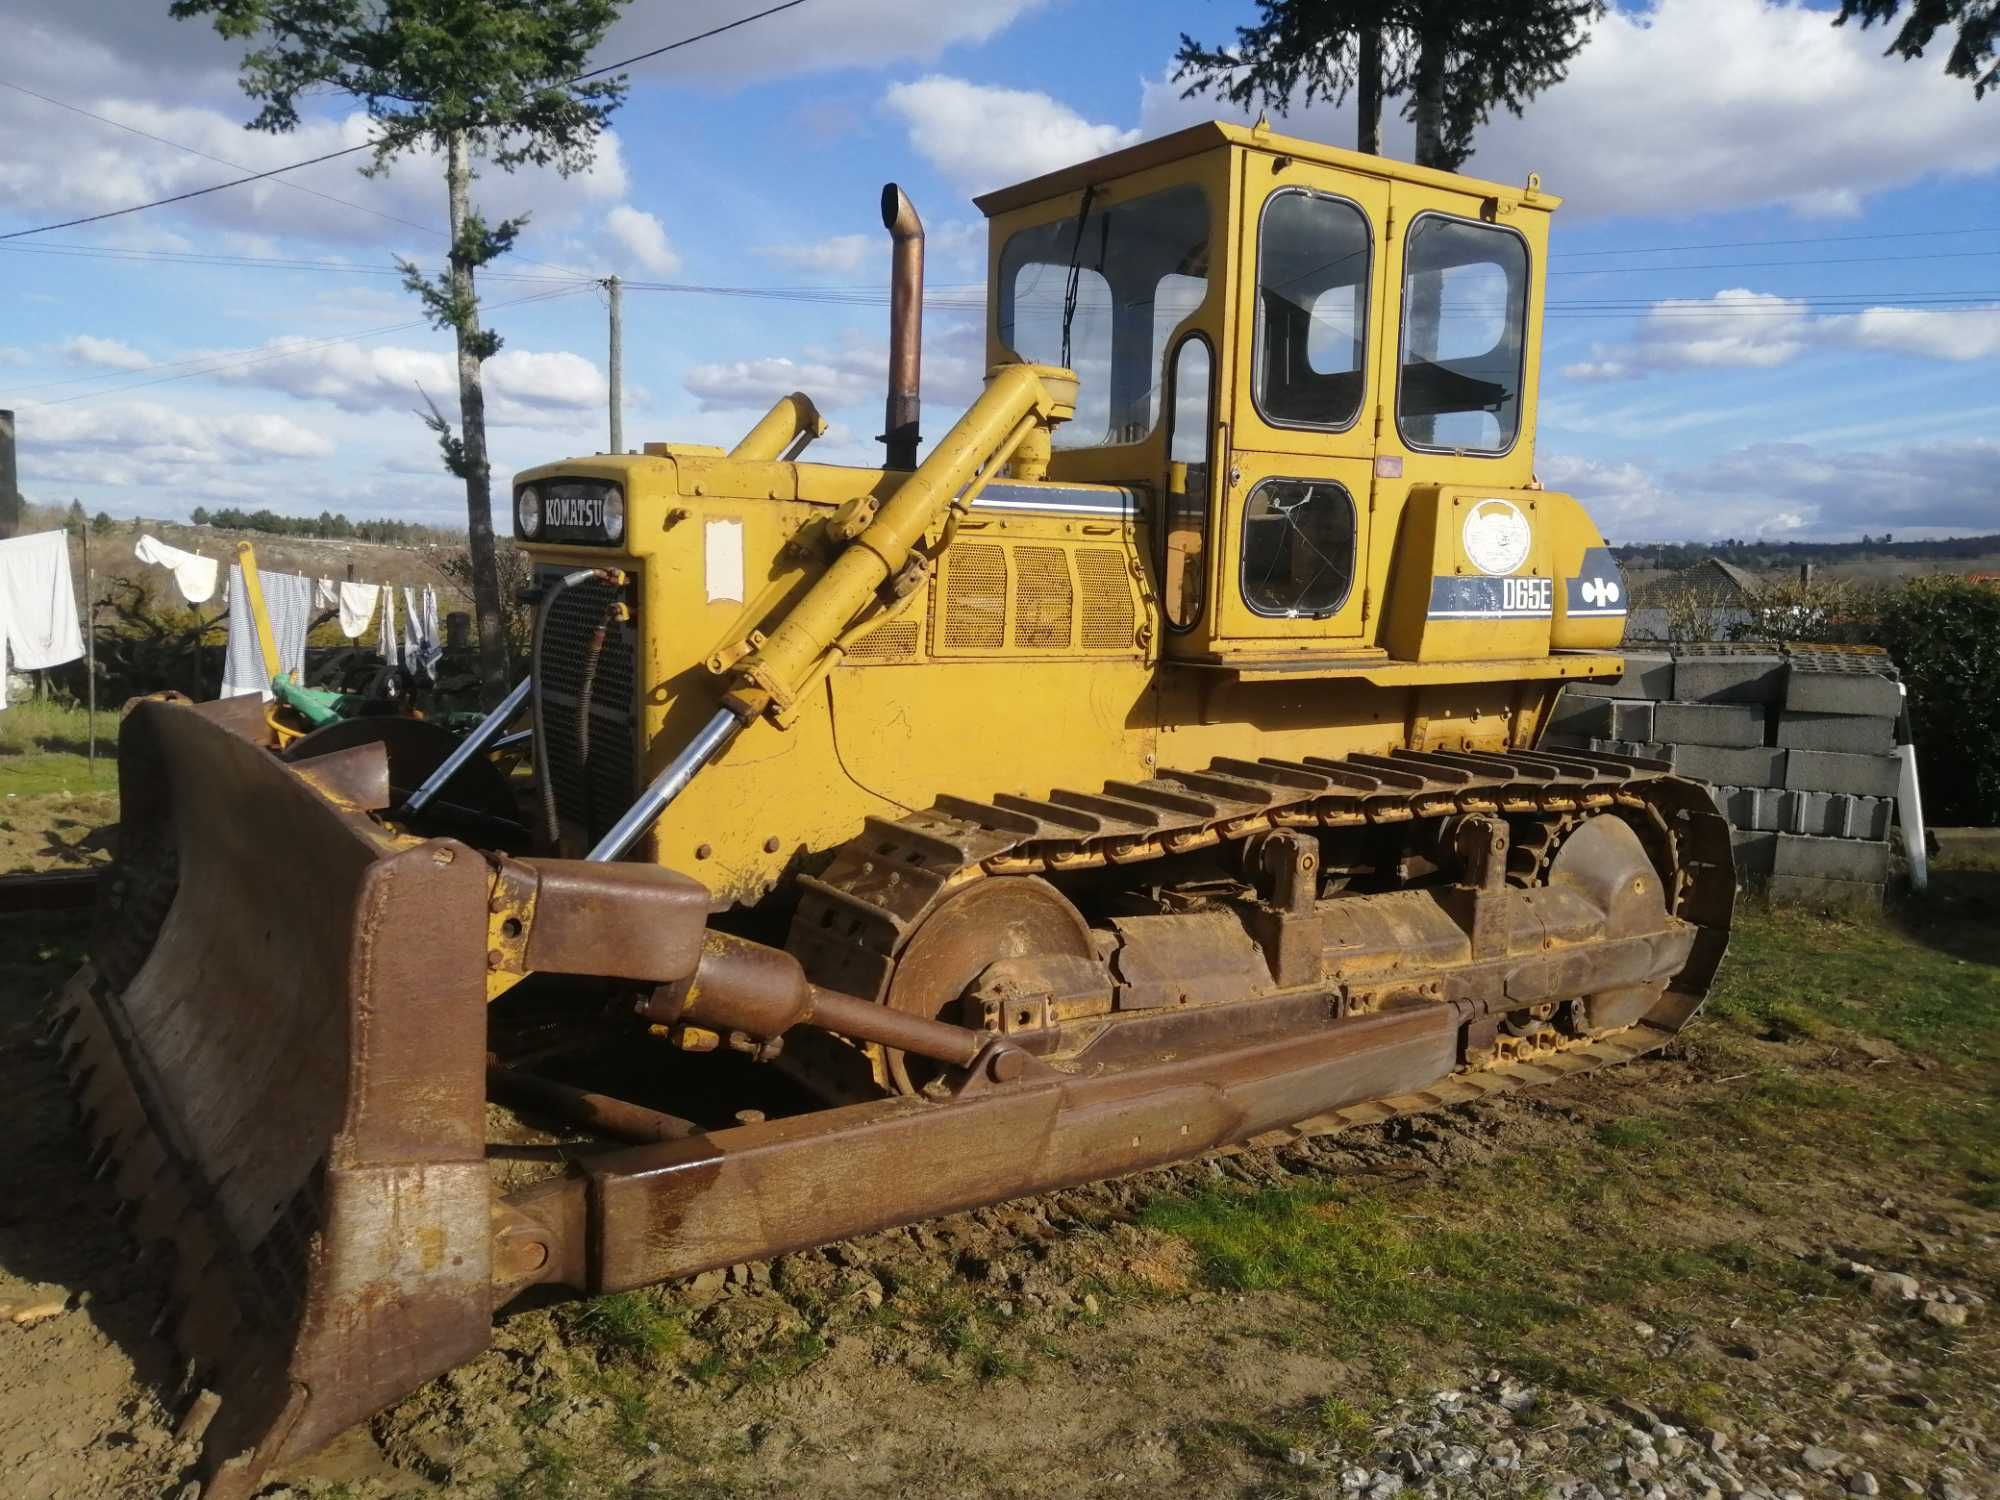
[0,76,598,285]
[1552,249,2000,277]
[0,238,579,285]
[0,139,376,243]
[0,1,815,246]
[571,0,813,80]
[0,77,440,239]
[1552,224,2000,260]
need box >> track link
[788,743,1735,1102]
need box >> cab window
[1254,190,1371,430]
[998,184,1210,450]
[1162,336,1212,629]
[1240,479,1356,618]
[1397,214,1529,454]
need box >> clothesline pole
[82,521,97,773]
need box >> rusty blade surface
[57,696,496,1500]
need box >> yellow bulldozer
[54,119,1731,1497]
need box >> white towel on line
[0,530,86,711]
[221,564,313,700]
[337,580,379,640]
[0,529,86,669]
[313,576,339,611]
[133,534,219,605]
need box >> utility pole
[606,274,624,454]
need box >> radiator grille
[1076,547,1135,650]
[535,570,637,846]
[1013,546,1073,648]
[942,544,1006,650]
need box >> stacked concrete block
[1544,641,1904,908]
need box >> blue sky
[1,0,1995,543]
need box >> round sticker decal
[1462,498,1531,576]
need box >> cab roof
[972,120,1561,217]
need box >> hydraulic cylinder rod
[586,705,745,863]
[401,676,533,816]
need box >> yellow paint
[515,123,1619,905]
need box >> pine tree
[1175,0,1604,171]
[1836,1,1997,96]
[172,0,632,704]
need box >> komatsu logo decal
[546,489,609,531]
[1428,575,1554,619]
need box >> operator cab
[975,120,1555,663]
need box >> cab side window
[1254,190,1371,430]
[1398,215,1529,454]
[1161,336,1212,629]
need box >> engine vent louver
[1013,546,1073,648]
[942,543,1007,650]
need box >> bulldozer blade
[56,695,497,1499]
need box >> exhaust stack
[880,184,924,471]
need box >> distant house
[1645,557,1763,605]
[1627,555,1762,641]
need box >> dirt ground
[1,880,1994,1500]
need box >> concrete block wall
[1547,643,1902,908]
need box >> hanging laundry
[221,564,313,700]
[336,580,379,640]
[422,585,443,673]
[379,581,401,669]
[404,585,444,675]
[133,533,219,605]
[0,532,86,701]
[313,577,339,612]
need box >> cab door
[1212,156,1391,649]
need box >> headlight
[602,485,625,542]
[515,485,540,537]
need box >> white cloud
[206,338,607,427]
[0,348,30,368]
[1819,307,2000,363]
[603,205,681,276]
[0,89,628,252]
[61,335,153,372]
[1548,437,2000,542]
[886,77,1141,194]
[24,399,333,466]
[754,233,880,275]
[684,354,880,414]
[1562,290,2000,380]
[683,319,987,423]
[1139,0,2000,219]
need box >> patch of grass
[495,1438,577,1500]
[1594,1116,1671,1151]
[1313,1395,1373,1449]
[1142,1185,1570,1348]
[739,1328,828,1386]
[1710,893,2000,1063]
[566,1291,685,1366]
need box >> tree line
[1614,534,2000,573]
[188,506,458,545]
